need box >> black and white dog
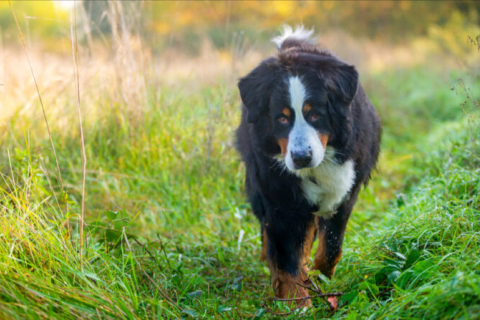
[236,26,381,304]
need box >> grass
[1,38,480,319]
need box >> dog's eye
[309,112,320,122]
[278,115,289,124]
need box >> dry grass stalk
[107,1,147,123]
[8,1,67,212]
[71,4,87,269]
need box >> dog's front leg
[264,218,315,306]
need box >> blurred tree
[139,1,480,50]
[0,2,68,39]
[82,0,110,36]
[1,1,479,54]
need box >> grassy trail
[0,65,479,319]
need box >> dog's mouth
[290,149,324,170]
[292,162,318,170]
[274,151,323,172]
[289,157,323,171]
[285,146,324,171]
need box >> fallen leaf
[327,296,338,311]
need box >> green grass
[0,64,479,319]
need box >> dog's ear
[318,60,358,119]
[238,59,279,123]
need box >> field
[1,3,480,319]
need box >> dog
[235,26,381,305]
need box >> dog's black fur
[235,31,381,300]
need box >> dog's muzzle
[291,150,313,168]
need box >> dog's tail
[271,25,315,50]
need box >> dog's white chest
[298,158,356,218]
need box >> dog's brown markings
[265,221,316,307]
[264,219,344,308]
[277,109,291,156]
[313,227,342,278]
[303,103,312,114]
[318,133,329,149]
[277,138,288,156]
[302,221,316,266]
[261,228,268,261]
[270,264,312,307]
[331,253,342,276]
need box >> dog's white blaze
[297,148,356,218]
[281,77,356,219]
[285,77,324,171]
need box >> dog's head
[238,48,358,172]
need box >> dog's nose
[291,150,312,168]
